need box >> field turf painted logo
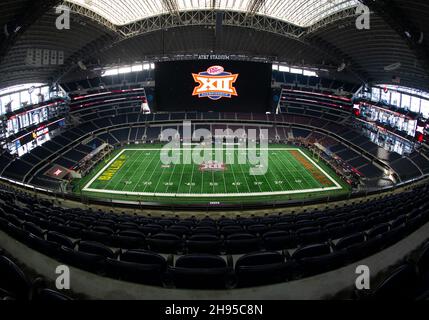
[192,66,239,100]
[98,155,126,181]
[199,160,227,172]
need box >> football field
[77,145,349,205]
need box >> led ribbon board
[192,66,239,100]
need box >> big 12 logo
[192,66,239,100]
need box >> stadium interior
[1,0,429,302]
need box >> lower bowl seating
[0,183,429,291]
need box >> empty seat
[391,215,407,229]
[187,234,223,254]
[367,223,390,239]
[193,226,218,235]
[292,243,331,260]
[111,232,145,249]
[272,222,293,232]
[146,233,183,254]
[298,227,330,245]
[293,242,345,277]
[46,231,76,249]
[105,250,167,286]
[81,228,114,245]
[220,226,243,236]
[78,241,116,259]
[116,222,140,231]
[23,222,45,239]
[334,233,365,251]
[417,243,429,278]
[166,225,190,237]
[236,252,288,287]
[198,219,216,226]
[247,224,269,235]
[263,231,298,250]
[225,233,260,254]
[59,245,108,273]
[0,255,32,300]
[0,287,14,300]
[171,255,231,289]
[140,224,164,235]
[5,222,28,242]
[33,288,73,301]
[365,264,419,300]
[63,222,85,238]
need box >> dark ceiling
[0,0,428,91]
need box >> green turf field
[75,145,350,205]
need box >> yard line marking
[222,165,228,194]
[133,151,158,192]
[111,150,144,192]
[276,152,296,190]
[268,152,289,191]
[211,170,215,193]
[166,161,178,193]
[270,151,294,191]
[256,157,274,192]
[277,151,308,190]
[201,163,204,195]
[176,162,186,195]
[150,157,164,193]
[229,157,241,193]
[188,159,195,194]
[143,152,162,192]
[236,153,253,193]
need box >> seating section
[1,183,429,290]
[2,160,33,181]
[272,71,359,94]
[409,152,429,174]
[3,109,427,186]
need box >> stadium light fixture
[101,62,155,77]
[384,62,401,72]
[290,67,303,75]
[102,68,119,77]
[118,66,132,74]
[303,70,318,77]
[132,64,144,72]
[0,83,46,96]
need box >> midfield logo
[199,160,227,172]
[192,65,239,100]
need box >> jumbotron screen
[155,60,272,112]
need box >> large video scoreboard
[155,60,272,113]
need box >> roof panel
[65,0,360,27]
